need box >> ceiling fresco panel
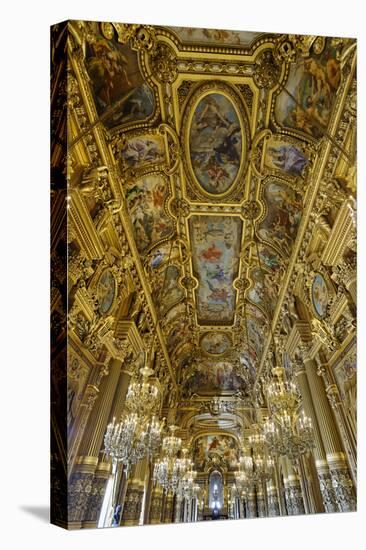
[125,175,174,254]
[193,435,239,472]
[274,39,341,138]
[84,34,156,129]
[189,215,242,325]
[168,26,264,48]
[257,179,303,257]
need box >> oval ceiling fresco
[311,273,329,318]
[188,92,243,195]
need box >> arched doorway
[209,470,223,519]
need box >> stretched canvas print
[50,20,357,529]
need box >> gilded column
[163,493,174,523]
[283,458,305,516]
[239,496,245,519]
[108,359,134,422]
[246,489,257,518]
[294,354,336,512]
[67,382,99,477]
[304,353,356,512]
[281,458,292,515]
[267,479,280,517]
[197,487,204,521]
[316,356,357,487]
[68,357,120,527]
[174,493,183,523]
[273,459,286,516]
[121,458,148,526]
[256,484,266,517]
[149,486,164,524]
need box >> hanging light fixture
[125,364,161,417]
[179,466,199,500]
[104,362,165,472]
[104,413,164,471]
[234,462,251,497]
[263,366,314,459]
[153,429,192,494]
[240,435,274,485]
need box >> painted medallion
[311,273,329,318]
[189,93,242,195]
[97,270,116,314]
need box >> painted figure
[275,41,341,137]
[122,136,165,167]
[126,176,173,253]
[85,35,155,128]
[190,216,242,324]
[189,93,242,194]
[267,144,308,176]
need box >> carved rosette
[150,43,178,83]
[253,50,281,89]
[169,198,190,219]
[241,200,261,220]
[111,23,156,52]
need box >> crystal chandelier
[263,366,314,459]
[266,366,300,413]
[241,448,275,483]
[125,364,160,417]
[179,467,199,499]
[153,427,191,494]
[104,364,164,471]
[104,413,164,471]
[234,463,251,497]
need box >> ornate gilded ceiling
[67,21,356,399]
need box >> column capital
[292,355,306,376]
[326,385,342,411]
[285,321,313,359]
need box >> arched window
[209,470,223,510]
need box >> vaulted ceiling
[68,21,355,399]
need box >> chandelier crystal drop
[266,366,300,413]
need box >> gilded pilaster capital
[292,355,306,376]
[81,384,99,412]
[326,385,341,411]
